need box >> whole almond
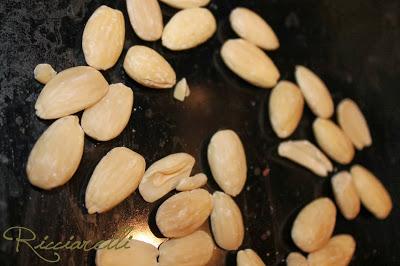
[35,66,109,119]
[211,191,244,250]
[158,230,214,266]
[351,165,392,219]
[26,116,84,190]
[295,66,334,118]
[230,7,279,50]
[156,189,213,238]
[313,118,355,164]
[81,83,133,141]
[123,45,176,89]
[278,140,333,177]
[286,252,308,266]
[331,171,360,220]
[159,0,211,9]
[221,39,280,89]
[269,81,304,138]
[126,0,163,41]
[237,249,266,266]
[291,198,336,253]
[82,5,125,70]
[34,63,57,84]
[139,153,195,202]
[85,147,146,214]
[308,235,356,266]
[176,173,208,191]
[162,8,216,50]
[207,129,247,196]
[337,98,372,150]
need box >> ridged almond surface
[34,63,57,84]
[35,66,109,119]
[221,39,280,88]
[159,0,211,9]
[286,252,309,266]
[82,5,125,70]
[123,45,176,89]
[26,116,84,190]
[81,83,133,141]
[176,173,208,191]
[85,147,146,214]
[331,171,360,220]
[237,249,266,266]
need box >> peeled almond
[237,249,266,266]
[34,63,57,84]
[176,173,208,191]
[286,252,308,266]
[331,171,360,220]
[159,0,211,9]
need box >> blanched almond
[237,249,266,266]
[123,45,176,89]
[139,153,195,202]
[207,129,247,196]
[313,118,355,164]
[211,191,244,250]
[34,63,57,84]
[286,252,308,266]
[81,83,133,141]
[331,171,360,220]
[291,198,336,253]
[351,165,392,219]
[337,98,372,150]
[176,173,208,191]
[85,147,146,214]
[26,116,84,189]
[35,66,109,119]
[269,81,304,138]
[221,39,280,88]
[159,0,211,9]
[156,189,213,238]
[82,5,125,70]
[173,78,190,102]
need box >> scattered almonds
[176,173,208,191]
[331,171,360,220]
[159,0,211,9]
[237,249,266,266]
[286,252,309,266]
[173,78,190,101]
[34,63,57,84]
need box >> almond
[237,249,266,266]
[159,0,211,9]
[26,116,84,190]
[286,252,308,266]
[34,63,57,84]
[176,173,208,191]
[331,171,360,220]
[173,78,190,102]
[85,147,146,214]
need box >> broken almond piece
[34,63,57,84]
[176,173,208,191]
[173,78,190,101]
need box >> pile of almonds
[27,1,393,266]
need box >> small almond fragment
[34,63,57,84]
[85,147,146,214]
[173,78,190,102]
[156,189,213,238]
[211,191,244,250]
[35,66,109,119]
[230,7,279,50]
[26,116,84,190]
[295,66,334,118]
[307,234,356,266]
[337,98,372,150]
[286,252,308,266]
[123,45,176,89]
[158,230,214,266]
[159,0,211,9]
[207,129,247,196]
[351,165,392,219]
[269,81,304,138]
[139,153,195,202]
[82,5,125,70]
[291,198,336,253]
[162,8,216,50]
[237,249,266,266]
[81,83,133,141]
[313,118,355,164]
[221,39,280,89]
[331,171,360,220]
[176,173,208,191]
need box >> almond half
[331,171,360,220]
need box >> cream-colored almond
[230,7,279,50]
[269,81,304,138]
[26,116,84,190]
[291,198,336,253]
[211,191,244,250]
[286,252,308,266]
[35,66,109,119]
[96,239,158,266]
[126,0,163,41]
[159,0,210,9]
[207,129,247,196]
[237,249,266,266]
[123,45,176,89]
[158,230,214,266]
[337,98,372,150]
[156,189,213,238]
[173,78,190,101]
[81,83,133,141]
[82,5,125,70]
[308,235,356,266]
[313,118,355,164]
[295,66,334,118]
[34,63,57,84]
[139,153,195,202]
[351,165,392,219]
[162,8,216,50]
[85,147,146,214]
[221,39,280,88]
[331,171,360,220]
[176,173,208,191]
[278,140,333,177]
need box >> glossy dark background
[1,0,400,265]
